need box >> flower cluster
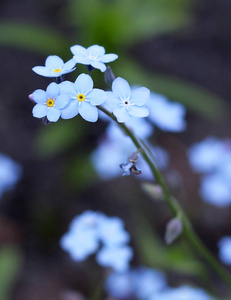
[60,210,133,272]
[30,44,150,124]
[188,136,231,206]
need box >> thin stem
[98,105,231,288]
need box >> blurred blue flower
[151,285,213,300]
[105,267,166,299]
[71,44,118,72]
[60,73,107,122]
[218,236,231,265]
[0,154,22,198]
[60,210,132,271]
[32,55,76,77]
[147,93,186,132]
[107,77,150,123]
[32,82,69,122]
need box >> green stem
[98,105,231,288]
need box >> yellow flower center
[46,98,55,107]
[53,68,62,73]
[77,93,85,102]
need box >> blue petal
[45,55,64,69]
[61,101,79,119]
[32,104,48,118]
[90,61,106,72]
[55,95,69,109]
[87,45,105,56]
[129,106,149,118]
[32,66,52,77]
[131,87,150,106]
[59,81,77,98]
[106,92,120,109]
[87,89,107,105]
[112,77,131,99]
[73,56,91,65]
[46,82,59,98]
[79,102,98,122]
[70,45,87,57]
[32,89,47,104]
[75,73,93,95]
[100,54,118,63]
[47,108,61,122]
[113,107,130,123]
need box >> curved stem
[98,105,231,288]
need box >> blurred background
[1,0,231,299]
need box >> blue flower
[32,55,76,77]
[218,236,231,265]
[70,44,118,72]
[60,73,107,122]
[32,82,69,122]
[107,77,150,123]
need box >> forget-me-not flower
[218,236,231,265]
[107,77,150,123]
[71,44,118,72]
[60,210,133,271]
[32,82,69,122]
[60,73,107,122]
[0,154,22,198]
[32,55,76,77]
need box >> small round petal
[45,55,64,69]
[100,53,118,63]
[32,104,48,118]
[129,106,149,118]
[112,77,131,99]
[46,82,60,99]
[55,95,69,109]
[79,102,98,122]
[75,74,93,94]
[63,58,76,70]
[91,61,106,72]
[113,107,131,123]
[59,81,77,98]
[61,101,79,119]
[131,87,150,106]
[87,45,105,56]
[33,89,47,104]
[47,107,61,122]
[106,92,120,109]
[70,45,88,57]
[87,89,107,105]
[32,66,52,77]
[73,56,91,65]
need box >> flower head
[32,55,76,77]
[71,44,118,72]
[218,236,231,265]
[32,82,69,122]
[60,74,107,122]
[107,77,150,123]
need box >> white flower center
[89,54,98,60]
[122,98,131,108]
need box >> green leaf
[0,22,68,55]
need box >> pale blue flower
[218,236,231,265]
[32,82,69,122]
[147,93,186,132]
[151,285,213,300]
[107,77,150,123]
[0,154,22,198]
[96,245,133,272]
[60,73,107,122]
[32,55,76,77]
[71,44,118,72]
[104,271,133,299]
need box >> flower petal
[59,81,77,98]
[55,95,69,109]
[45,55,64,69]
[106,92,120,109]
[46,82,59,99]
[73,56,91,65]
[100,54,118,63]
[61,101,79,119]
[75,73,93,94]
[112,77,131,99]
[90,61,106,72]
[63,58,76,71]
[32,66,52,77]
[87,89,107,105]
[129,106,149,118]
[79,102,98,122]
[113,107,130,123]
[131,87,150,106]
[47,108,61,122]
[70,45,87,57]
[32,89,47,104]
[87,45,105,57]
[32,104,48,118]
